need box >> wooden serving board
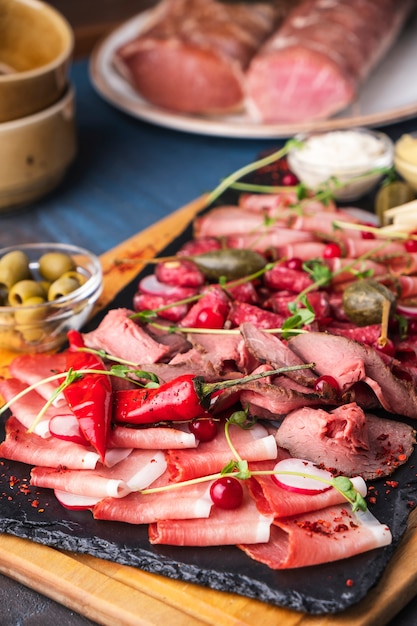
[1,196,417,625]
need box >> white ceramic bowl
[0,85,77,212]
[0,0,73,122]
[394,133,417,193]
[288,128,394,201]
[0,243,102,353]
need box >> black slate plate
[1,184,417,615]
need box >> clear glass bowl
[288,128,394,202]
[0,242,102,352]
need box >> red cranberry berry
[189,417,217,442]
[314,375,340,394]
[210,477,243,510]
[194,308,224,329]
[323,243,342,259]
[361,223,376,239]
[283,257,303,271]
[281,172,298,186]
[404,239,417,253]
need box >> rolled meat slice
[246,0,414,123]
[114,0,289,114]
[239,504,392,569]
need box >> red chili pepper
[113,364,314,425]
[64,333,112,461]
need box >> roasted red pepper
[113,364,314,425]
[63,330,112,461]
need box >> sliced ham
[240,323,317,387]
[30,449,167,498]
[166,423,277,482]
[275,403,416,479]
[194,206,287,239]
[149,486,274,546]
[0,416,100,470]
[8,352,67,406]
[94,472,213,524]
[114,0,285,115]
[248,459,367,518]
[225,229,315,254]
[82,308,171,364]
[239,505,392,569]
[187,331,256,375]
[289,332,417,419]
[0,377,66,438]
[109,424,197,449]
[246,0,413,123]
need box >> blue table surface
[2,58,417,625]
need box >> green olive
[342,279,396,326]
[38,252,76,282]
[60,270,87,287]
[0,250,31,289]
[47,275,80,301]
[14,296,47,324]
[8,280,47,306]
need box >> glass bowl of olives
[0,243,102,352]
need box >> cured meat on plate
[114,0,291,114]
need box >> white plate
[89,7,417,139]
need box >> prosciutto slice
[0,416,100,470]
[8,352,67,406]
[30,449,167,498]
[0,378,66,438]
[114,0,285,114]
[248,459,367,518]
[166,423,277,481]
[246,0,413,123]
[149,486,274,546]
[109,424,197,449]
[94,472,213,524]
[239,505,392,569]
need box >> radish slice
[272,458,333,494]
[49,414,89,446]
[139,274,196,299]
[396,303,417,318]
[103,447,133,468]
[54,489,99,510]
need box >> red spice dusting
[368,497,377,505]
[398,454,407,462]
[346,579,354,587]
[334,524,349,533]
[31,500,39,508]
[385,480,399,489]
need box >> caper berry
[38,252,76,282]
[342,279,396,326]
[185,249,266,281]
[8,280,47,306]
[48,275,80,301]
